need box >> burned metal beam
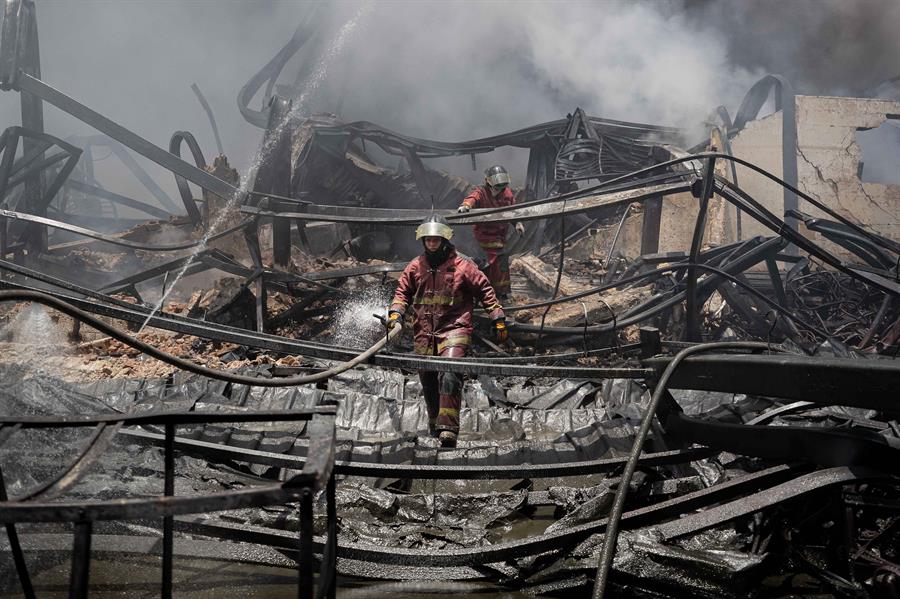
[61,178,170,219]
[120,428,713,480]
[178,465,799,568]
[168,130,206,224]
[646,353,900,410]
[0,275,653,379]
[243,179,693,226]
[653,466,881,541]
[0,207,246,251]
[12,73,243,204]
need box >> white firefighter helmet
[415,214,454,241]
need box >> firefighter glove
[457,204,470,213]
[388,310,402,326]
[493,318,508,344]
[515,222,525,235]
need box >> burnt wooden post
[685,156,716,342]
[254,96,294,268]
[640,195,662,256]
[0,466,35,598]
[17,2,47,256]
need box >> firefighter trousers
[418,344,466,434]
[479,241,510,297]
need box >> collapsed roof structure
[1,1,899,598]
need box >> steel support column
[254,96,294,268]
[17,1,44,256]
[297,488,314,599]
[685,157,716,341]
[0,465,35,598]
[68,521,92,599]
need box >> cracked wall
[567,188,732,264]
[729,95,900,257]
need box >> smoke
[680,0,900,98]
[0,0,895,199]
[321,1,761,152]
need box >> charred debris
[1,2,900,598]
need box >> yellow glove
[493,319,508,344]
[388,311,402,327]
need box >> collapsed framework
[1,2,900,599]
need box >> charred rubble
[1,3,900,598]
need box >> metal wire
[592,341,776,598]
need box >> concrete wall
[568,190,731,263]
[729,95,900,254]
[576,95,900,266]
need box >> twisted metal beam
[120,428,714,481]
[0,207,247,251]
[0,278,652,379]
[176,464,799,568]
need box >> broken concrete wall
[568,191,732,263]
[729,95,900,257]
[574,95,900,266]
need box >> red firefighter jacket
[461,185,516,248]
[390,248,505,355]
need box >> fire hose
[592,341,777,598]
[0,290,401,387]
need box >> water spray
[331,285,394,349]
[137,3,371,335]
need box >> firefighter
[388,214,507,448]
[457,165,525,299]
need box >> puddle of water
[0,552,535,598]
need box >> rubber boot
[438,430,457,448]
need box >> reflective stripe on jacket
[390,248,505,355]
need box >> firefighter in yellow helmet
[388,215,507,447]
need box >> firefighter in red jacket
[457,165,525,298]
[388,214,507,448]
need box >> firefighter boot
[439,430,458,448]
[419,371,440,436]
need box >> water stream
[137,3,372,334]
[331,285,393,349]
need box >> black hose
[490,262,830,340]
[591,341,776,598]
[0,290,400,387]
[168,130,207,224]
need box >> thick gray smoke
[681,0,900,97]
[0,0,895,202]
[311,1,762,148]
